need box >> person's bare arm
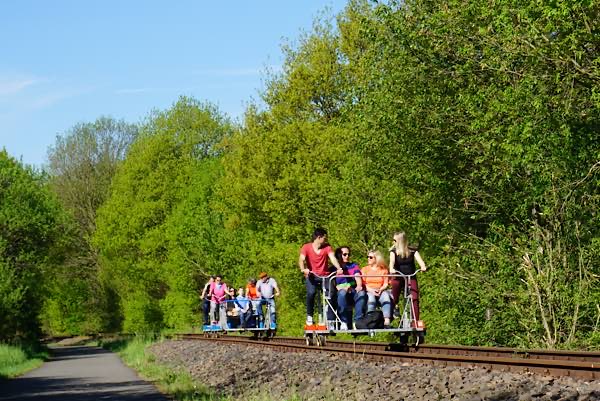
[415,251,427,271]
[274,282,281,297]
[299,253,309,277]
[328,251,343,273]
[380,276,389,293]
[389,252,397,273]
[355,274,363,292]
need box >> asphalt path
[0,346,169,401]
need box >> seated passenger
[235,287,251,328]
[335,246,366,330]
[362,251,392,328]
[256,271,280,328]
[246,278,260,327]
[209,275,228,326]
[225,287,239,328]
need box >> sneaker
[306,316,313,325]
[339,322,348,330]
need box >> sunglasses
[342,253,350,257]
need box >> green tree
[94,97,233,332]
[43,117,138,334]
[0,150,66,341]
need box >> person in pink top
[209,275,228,325]
[298,228,343,325]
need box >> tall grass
[0,343,47,378]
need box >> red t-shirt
[301,243,332,276]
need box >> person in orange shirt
[362,250,392,328]
[245,278,260,327]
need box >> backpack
[354,310,384,329]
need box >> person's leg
[305,276,317,319]
[353,289,366,321]
[379,291,392,319]
[210,301,217,323]
[257,299,266,327]
[324,277,337,322]
[409,278,420,322]
[219,303,227,329]
[239,309,246,328]
[267,298,276,325]
[390,277,402,316]
[366,292,377,313]
[202,299,210,325]
[256,298,264,321]
[337,289,349,324]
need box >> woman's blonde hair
[391,232,410,258]
[371,250,387,269]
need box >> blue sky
[0,1,347,167]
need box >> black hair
[312,227,328,241]
[334,246,351,265]
[334,247,344,262]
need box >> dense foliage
[43,117,138,334]
[0,151,66,342]
[5,0,598,348]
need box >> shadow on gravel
[0,376,168,401]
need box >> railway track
[177,333,600,380]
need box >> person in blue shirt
[235,287,251,328]
[335,246,366,330]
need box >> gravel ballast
[149,340,600,401]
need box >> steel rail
[177,333,600,380]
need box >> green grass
[101,336,225,401]
[100,335,325,401]
[0,343,47,378]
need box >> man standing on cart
[298,228,343,326]
[256,271,280,328]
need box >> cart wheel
[399,334,408,345]
[315,334,326,347]
[415,333,425,346]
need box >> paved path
[0,346,169,401]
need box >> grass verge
[0,343,47,378]
[101,336,224,401]
[100,336,327,401]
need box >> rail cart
[303,271,425,346]
[202,298,277,339]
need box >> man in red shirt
[298,228,343,326]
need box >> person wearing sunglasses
[298,228,343,325]
[334,247,366,330]
[362,251,392,328]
